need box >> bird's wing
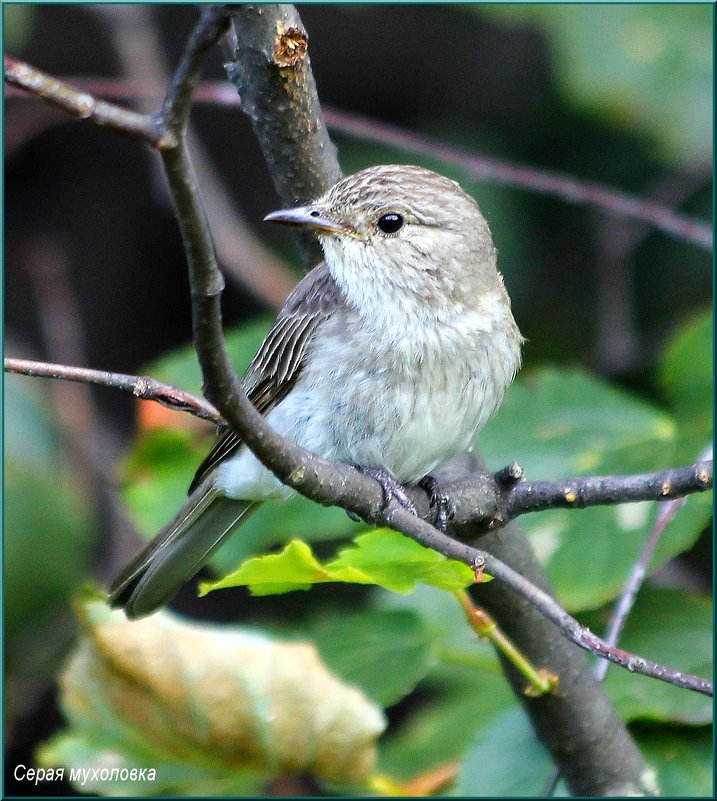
[188,263,342,493]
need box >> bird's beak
[264,206,359,238]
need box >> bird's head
[265,165,502,316]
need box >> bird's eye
[377,213,404,234]
[309,210,321,218]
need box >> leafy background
[4,4,712,797]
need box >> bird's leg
[356,465,418,517]
[418,474,456,533]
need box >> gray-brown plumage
[188,263,341,492]
[110,165,522,618]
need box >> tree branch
[3,56,173,148]
[225,6,341,269]
[7,70,710,251]
[4,357,221,424]
[5,356,711,519]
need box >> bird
[109,164,523,618]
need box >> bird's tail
[108,477,257,619]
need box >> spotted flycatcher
[110,165,523,618]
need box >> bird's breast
[285,303,520,483]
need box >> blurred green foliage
[478,4,712,165]
[3,4,36,52]
[5,378,94,731]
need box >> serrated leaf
[327,530,477,593]
[201,539,371,596]
[201,530,475,597]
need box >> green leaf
[4,378,93,689]
[659,308,712,463]
[480,368,710,611]
[523,489,711,612]
[377,662,514,782]
[374,586,515,778]
[634,724,713,797]
[122,427,210,534]
[308,610,433,707]
[202,539,371,595]
[327,530,477,593]
[582,587,712,725]
[480,367,676,479]
[201,530,475,597]
[456,707,562,796]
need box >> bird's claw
[418,475,456,532]
[357,466,418,516]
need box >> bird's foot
[357,465,418,516]
[418,474,456,532]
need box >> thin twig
[323,106,713,252]
[155,5,229,137]
[10,75,709,252]
[595,442,714,682]
[3,57,172,148]
[500,463,713,520]
[4,358,221,423]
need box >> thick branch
[225,5,342,268]
[5,356,710,519]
